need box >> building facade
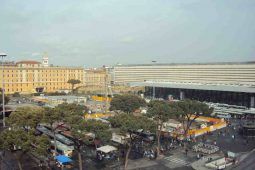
[0,60,84,94]
[113,62,255,108]
[84,68,107,90]
[113,63,255,86]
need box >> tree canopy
[109,114,156,169]
[52,103,109,170]
[147,100,176,154]
[110,94,146,113]
[67,79,81,93]
[172,99,214,135]
[1,106,50,170]
[8,106,44,129]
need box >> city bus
[50,140,74,157]
[216,113,231,119]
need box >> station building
[112,62,255,108]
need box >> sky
[0,0,255,67]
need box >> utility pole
[0,52,7,128]
[104,67,109,113]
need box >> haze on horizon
[0,0,254,67]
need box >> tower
[42,52,49,67]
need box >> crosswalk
[164,155,191,168]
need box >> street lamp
[151,60,157,99]
[0,52,7,128]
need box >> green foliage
[174,99,213,117]
[110,94,146,113]
[85,119,112,143]
[0,129,50,157]
[46,91,67,96]
[109,113,156,168]
[147,100,175,122]
[67,79,81,85]
[56,103,87,116]
[170,99,214,135]
[0,129,34,152]
[53,103,110,145]
[67,79,81,93]
[13,92,21,97]
[109,114,156,135]
[42,107,63,127]
[147,100,177,154]
[7,106,44,129]
[1,106,51,166]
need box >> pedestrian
[154,148,158,159]
[185,148,188,156]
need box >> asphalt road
[232,150,255,170]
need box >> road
[232,150,255,170]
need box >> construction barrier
[84,113,114,119]
[188,115,227,137]
[91,96,112,102]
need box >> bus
[216,113,231,119]
[37,125,74,146]
[50,140,74,157]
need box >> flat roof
[130,82,255,93]
[241,109,255,115]
[114,61,255,67]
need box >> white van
[216,113,231,119]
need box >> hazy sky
[0,0,255,67]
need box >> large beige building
[0,60,84,94]
[112,62,255,107]
[113,63,255,86]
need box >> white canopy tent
[96,145,117,153]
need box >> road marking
[164,156,190,166]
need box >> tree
[66,116,87,170]
[109,114,156,169]
[0,129,49,170]
[67,79,81,93]
[56,103,108,170]
[67,119,111,170]
[8,106,44,129]
[56,103,87,170]
[147,100,175,155]
[85,119,112,145]
[42,107,63,154]
[1,106,50,170]
[13,92,21,97]
[110,94,146,114]
[174,99,213,137]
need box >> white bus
[50,140,74,157]
[216,113,231,119]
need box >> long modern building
[113,62,255,108]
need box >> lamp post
[0,52,7,128]
[151,60,156,99]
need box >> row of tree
[0,94,213,170]
[109,94,213,169]
[0,103,111,170]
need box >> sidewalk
[191,154,223,170]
